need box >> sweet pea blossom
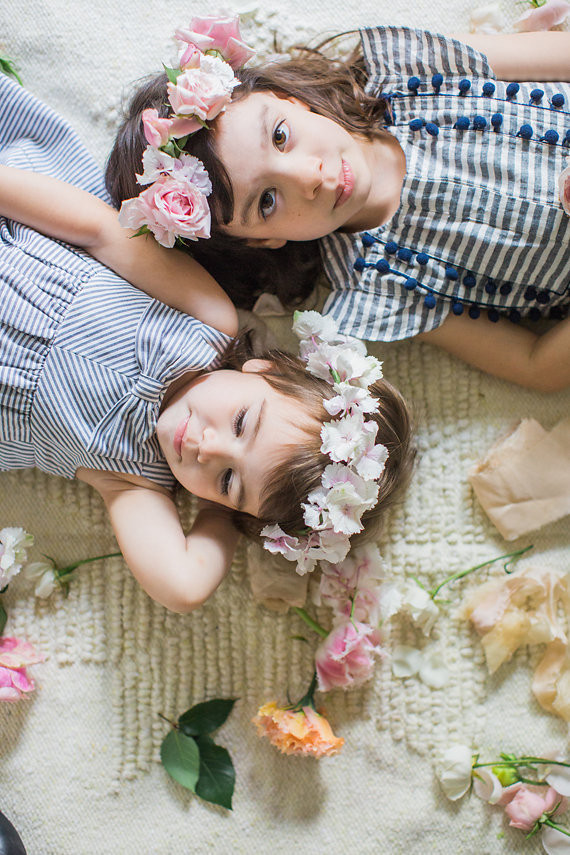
[324,382,379,418]
[136,148,212,193]
[24,560,58,598]
[175,13,256,70]
[253,701,344,757]
[515,0,570,31]
[315,618,383,691]
[0,527,34,589]
[379,578,440,636]
[473,767,504,804]
[437,744,474,800]
[292,310,340,343]
[0,636,43,702]
[119,173,211,248]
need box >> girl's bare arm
[453,31,570,81]
[418,313,570,392]
[0,165,238,336]
[76,468,239,612]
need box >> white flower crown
[261,311,388,575]
[118,14,255,247]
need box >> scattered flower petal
[437,744,474,800]
[391,644,422,678]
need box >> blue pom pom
[445,266,458,281]
[506,82,520,98]
[517,124,533,140]
[362,233,375,247]
[397,247,413,263]
[564,131,570,147]
[416,253,429,265]
[458,78,471,94]
[407,76,421,92]
[404,277,418,291]
[454,116,470,130]
[485,279,497,294]
[482,82,495,97]
[452,301,464,315]
[536,290,550,305]
[354,257,366,272]
[530,88,544,102]
[473,115,487,131]
[491,113,503,130]
[487,309,500,323]
[524,286,537,301]
[500,283,512,296]
[509,309,521,324]
[375,259,391,273]
[551,93,565,108]
[424,293,437,309]
[529,307,542,322]
[385,241,398,254]
[463,274,476,288]
[431,73,443,90]
[468,306,480,320]
[409,118,424,131]
[542,130,559,144]
[425,122,439,136]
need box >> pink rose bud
[514,0,570,31]
[504,785,563,831]
[141,108,174,148]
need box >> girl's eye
[221,468,232,496]
[273,121,289,150]
[259,189,276,219]
[233,407,246,436]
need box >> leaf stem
[428,545,533,599]
[293,607,328,639]
[543,820,570,837]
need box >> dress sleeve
[359,26,495,96]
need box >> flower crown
[261,311,389,576]
[118,14,255,248]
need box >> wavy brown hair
[105,40,388,309]
[216,334,415,542]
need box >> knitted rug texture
[0,1,569,853]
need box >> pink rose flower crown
[118,14,255,248]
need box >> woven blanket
[0,2,568,854]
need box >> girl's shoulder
[359,26,494,92]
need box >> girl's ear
[242,358,274,374]
[246,237,287,250]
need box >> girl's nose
[196,427,223,464]
[292,157,323,199]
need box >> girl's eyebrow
[236,399,266,510]
[239,104,270,225]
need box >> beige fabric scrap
[468,417,570,540]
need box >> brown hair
[217,334,415,542]
[105,41,388,309]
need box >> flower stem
[57,551,122,579]
[543,820,570,837]
[428,545,533,599]
[474,757,570,770]
[293,607,329,639]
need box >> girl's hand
[418,312,570,392]
[76,468,240,612]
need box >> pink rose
[118,174,211,248]
[0,636,43,702]
[559,166,570,216]
[505,785,564,831]
[141,108,174,148]
[175,13,256,70]
[515,0,569,31]
[315,619,383,692]
[167,64,233,125]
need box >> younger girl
[109,21,570,392]
[0,73,414,611]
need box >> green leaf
[160,729,200,792]
[178,698,237,737]
[163,64,180,84]
[0,600,7,635]
[128,225,150,239]
[0,54,23,85]
[195,735,235,810]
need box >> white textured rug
[0,2,569,854]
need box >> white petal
[542,825,570,855]
[473,768,504,804]
[546,765,570,797]
[419,649,449,688]
[391,644,422,677]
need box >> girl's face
[214,92,376,246]
[156,361,309,516]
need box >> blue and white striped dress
[0,75,230,489]
[320,27,570,341]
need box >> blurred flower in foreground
[0,636,44,702]
[0,527,34,590]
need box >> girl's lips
[173,415,190,458]
[334,160,354,208]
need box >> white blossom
[0,527,34,589]
[437,745,474,801]
[292,310,340,343]
[137,147,212,193]
[324,382,379,418]
[24,560,58,599]
[473,768,504,804]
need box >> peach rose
[118,173,210,248]
[253,701,344,757]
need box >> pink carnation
[315,619,383,692]
[0,636,43,702]
[118,174,211,248]
[504,785,564,831]
[141,108,174,148]
[175,13,256,70]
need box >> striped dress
[320,27,570,341]
[0,75,230,489]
